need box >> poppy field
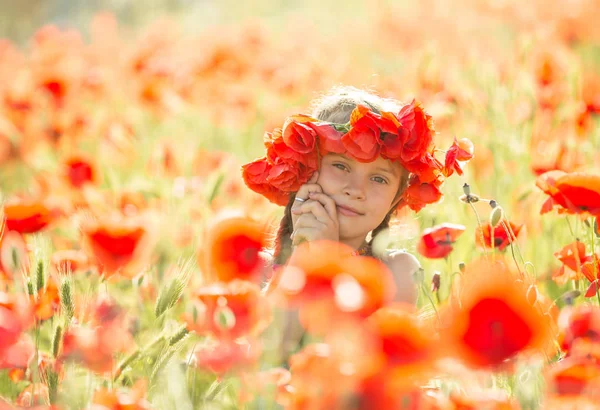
[1,0,600,408]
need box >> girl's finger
[291,200,331,224]
[294,213,326,230]
[293,183,323,204]
[307,192,338,222]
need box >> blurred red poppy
[183,279,271,341]
[204,216,268,283]
[193,338,261,375]
[441,259,549,369]
[81,212,156,278]
[417,223,465,259]
[62,154,100,188]
[3,197,57,234]
[537,171,600,217]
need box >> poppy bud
[431,272,441,292]
[458,262,466,273]
[463,183,471,196]
[490,206,504,227]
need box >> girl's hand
[290,172,339,246]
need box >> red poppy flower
[553,241,592,283]
[282,115,318,154]
[444,137,474,177]
[61,299,134,373]
[265,129,314,168]
[545,355,600,398]
[3,198,56,234]
[193,339,261,375]
[441,259,549,369]
[366,304,437,384]
[558,305,600,355]
[32,278,60,322]
[242,158,290,206]
[395,100,435,163]
[81,213,156,278]
[402,175,443,212]
[341,105,381,162]
[50,249,89,274]
[204,216,267,283]
[183,280,271,340]
[62,154,99,188]
[417,223,466,259]
[475,220,523,251]
[537,171,600,217]
[273,240,396,313]
[92,380,151,410]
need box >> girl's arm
[383,250,420,305]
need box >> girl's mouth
[337,205,362,216]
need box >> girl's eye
[333,163,348,171]
[372,176,388,184]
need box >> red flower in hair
[341,106,381,162]
[417,223,466,259]
[282,115,318,154]
[396,100,435,163]
[402,176,443,212]
[242,158,290,206]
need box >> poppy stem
[420,284,440,325]
[468,202,489,263]
[500,220,524,279]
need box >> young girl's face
[317,153,404,249]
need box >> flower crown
[242,100,473,212]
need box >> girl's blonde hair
[272,86,410,265]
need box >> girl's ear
[308,171,319,184]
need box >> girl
[242,85,463,358]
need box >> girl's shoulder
[381,248,420,268]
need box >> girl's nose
[343,177,366,200]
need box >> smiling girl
[242,85,471,359]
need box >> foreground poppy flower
[441,259,549,369]
[203,216,268,283]
[449,389,522,410]
[272,240,396,310]
[3,197,57,234]
[558,305,600,356]
[183,280,271,340]
[475,220,523,251]
[537,171,600,217]
[81,212,156,278]
[270,241,396,333]
[193,338,261,375]
[61,297,134,373]
[417,223,465,259]
[366,304,437,384]
[92,380,151,409]
[545,355,600,399]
